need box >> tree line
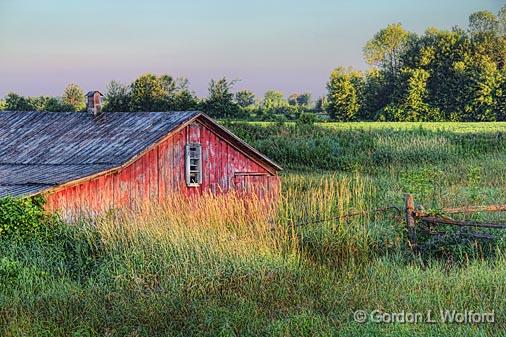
[327,6,506,121]
[2,6,505,122]
[0,75,317,122]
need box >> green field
[2,122,506,336]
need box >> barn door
[233,175,256,192]
[233,174,270,198]
[232,174,280,220]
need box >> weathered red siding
[45,120,280,218]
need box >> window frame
[185,143,202,187]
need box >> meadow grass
[247,121,506,133]
[226,121,506,172]
[1,122,506,336]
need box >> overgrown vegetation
[226,121,506,171]
[0,196,58,238]
[1,123,506,336]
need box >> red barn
[0,109,281,218]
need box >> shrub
[0,257,22,287]
[296,113,318,126]
[0,196,57,237]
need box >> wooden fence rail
[419,216,506,229]
[438,204,506,215]
[404,193,506,252]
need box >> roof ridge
[1,110,203,114]
[0,163,117,166]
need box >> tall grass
[1,193,306,336]
[278,174,383,265]
[95,194,299,299]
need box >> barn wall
[45,121,280,218]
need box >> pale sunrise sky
[0,0,503,98]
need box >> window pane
[186,143,202,186]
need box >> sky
[0,0,503,98]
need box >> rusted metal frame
[460,232,496,240]
[421,222,497,238]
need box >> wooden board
[45,121,280,218]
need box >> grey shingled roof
[0,111,200,197]
[86,91,103,97]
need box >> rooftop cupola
[85,91,104,115]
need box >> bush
[0,196,57,237]
[296,113,318,126]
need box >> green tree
[235,89,256,108]
[287,93,299,106]
[314,96,328,113]
[360,68,391,119]
[62,83,85,111]
[363,23,411,76]
[296,93,312,108]
[288,93,312,110]
[170,78,199,111]
[129,73,175,111]
[326,67,360,121]
[27,96,51,112]
[394,21,503,121]
[204,77,240,118]
[469,10,499,35]
[349,8,506,122]
[497,71,506,121]
[44,97,74,112]
[262,90,290,114]
[468,9,505,68]
[4,93,34,111]
[461,57,501,121]
[383,68,440,121]
[499,5,506,36]
[399,28,468,119]
[103,81,130,112]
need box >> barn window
[185,143,202,186]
